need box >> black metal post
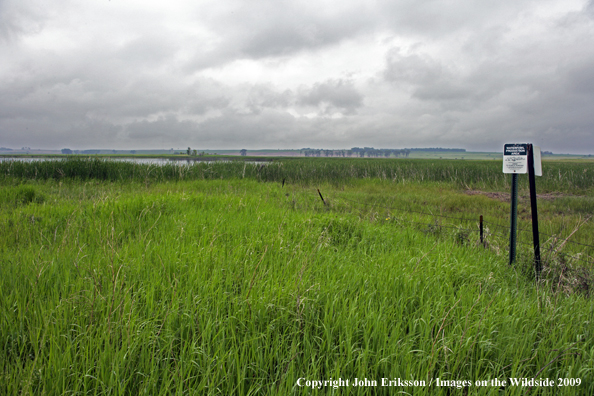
[317,189,326,205]
[479,215,485,246]
[509,173,518,265]
[527,144,542,278]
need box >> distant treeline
[302,148,411,158]
[62,149,138,155]
[301,147,465,157]
[408,148,466,152]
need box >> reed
[2,157,594,194]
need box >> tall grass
[1,179,593,394]
[2,157,594,193]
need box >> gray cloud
[375,0,541,38]
[0,0,47,42]
[245,85,293,114]
[384,49,445,86]
[298,79,363,114]
[191,0,374,64]
[1,0,594,153]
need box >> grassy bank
[1,160,593,395]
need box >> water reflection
[0,157,58,163]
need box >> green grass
[1,160,593,395]
[2,157,594,193]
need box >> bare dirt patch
[464,190,570,202]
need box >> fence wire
[328,193,594,262]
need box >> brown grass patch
[464,190,571,202]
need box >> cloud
[245,84,293,114]
[0,0,48,42]
[298,79,363,115]
[189,0,374,64]
[1,0,594,153]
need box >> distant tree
[192,149,197,156]
[240,149,247,156]
[61,148,72,155]
[187,147,191,156]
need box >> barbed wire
[485,229,511,240]
[536,230,594,249]
[481,220,513,232]
[330,194,594,252]
[337,195,550,237]
[338,196,478,222]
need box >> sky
[1,0,594,153]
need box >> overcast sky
[1,0,593,153]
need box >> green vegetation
[1,158,593,395]
[2,156,594,193]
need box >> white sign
[503,144,527,174]
[503,143,542,176]
[533,145,542,176]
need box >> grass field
[1,158,593,395]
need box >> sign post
[527,144,542,278]
[509,173,518,265]
[503,144,527,265]
[503,143,542,276]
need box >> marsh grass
[2,157,594,194]
[1,160,594,395]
